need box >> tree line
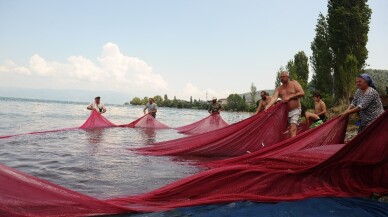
[274,0,381,108]
[127,91,259,112]
[129,1,384,112]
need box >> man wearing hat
[87,96,107,114]
[208,97,223,114]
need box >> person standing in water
[143,98,158,118]
[87,96,106,114]
[265,71,305,138]
[208,97,223,114]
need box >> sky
[0,0,387,103]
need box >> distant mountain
[240,89,275,103]
[0,87,132,105]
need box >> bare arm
[264,88,280,111]
[255,100,263,114]
[341,105,360,118]
[143,106,147,114]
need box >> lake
[0,96,250,199]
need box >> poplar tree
[250,83,257,104]
[327,0,372,101]
[311,13,333,97]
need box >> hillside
[364,69,388,94]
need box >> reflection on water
[85,128,106,145]
[137,128,157,144]
[0,97,250,199]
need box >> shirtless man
[265,71,305,137]
[255,91,272,114]
[312,93,327,121]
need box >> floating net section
[134,103,288,157]
[175,113,229,134]
[120,114,170,129]
[80,110,117,129]
[0,112,386,215]
[204,116,347,168]
[107,111,388,210]
[0,164,136,216]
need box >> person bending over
[265,71,305,137]
[87,96,106,114]
[143,98,158,118]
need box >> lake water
[0,97,250,199]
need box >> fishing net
[79,110,117,129]
[107,111,388,210]
[0,111,386,215]
[0,164,136,216]
[120,114,170,129]
[175,113,229,134]
[204,115,347,168]
[134,103,289,157]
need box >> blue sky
[0,0,387,103]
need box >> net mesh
[120,114,170,129]
[0,111,386,215]
[175,113,229,134]
[107,111,388,210]
[203,116,347,168]
[133,103,289,157]
[80,110,117,129]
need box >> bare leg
[290,123,297,137]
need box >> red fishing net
[0,164,135,216]
[108,111,388,210]
[0,111,386,215]
[121,114,170,129]
[79,110,117,129]
[175,113,229,134]
[133,103,289,157]
[204,116,347,168]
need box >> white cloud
[0,42,169,93]
[177,82,231,101]
[0,42,233,101]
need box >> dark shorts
[150,113,156,118]
[319,114,328,122]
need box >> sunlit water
[0,97,250,199]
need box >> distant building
[218,98,227,105]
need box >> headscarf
[358,73,377,90]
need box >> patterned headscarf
[358,73,377,90]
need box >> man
[143,98,157,118]
[312,92,327,122]
[255,91,272,114]
[87,96,107,114]
[265,71,305,137]
[208,97,223,114]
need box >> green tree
[153,95,163,105]
[226,94,247,111]
[274,66,284,88]
[310,13,333,98]
[327,0,372,101]
[286,60,297,80]
[164,94,168,101]
[293,51,309,90]
[142,97,148,105]
[250,83,257,104]
[130,97,142,105]
[190,96,193,104]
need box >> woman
[341,74,384,132]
